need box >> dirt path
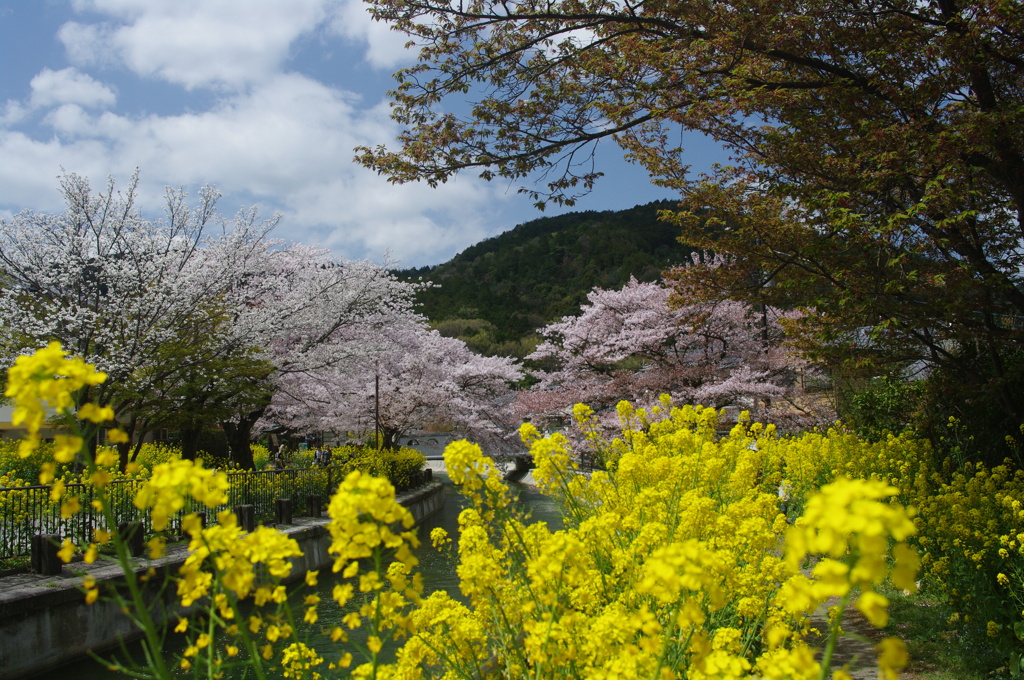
[808,603,886,679]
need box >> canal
[35,469,561,679]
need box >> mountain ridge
[394,200,696,356]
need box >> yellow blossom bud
[107,428,130,444]
[856,591,890,628]
[57,538,75,563]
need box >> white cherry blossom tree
[266,313,523,452]
[0,172,432,469]
[218,244,426,466]
[0,171,278,462]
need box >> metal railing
[0,466,339,561]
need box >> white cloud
[62,0,330,90]
[0,69,506,266]
[1,101,30,127]
[286,171,496,265]
[29,67,117,110]
[110,74,364,190]
[43,104,97,136]
[57,21,119,68]
[0,129,118,215]
[329,0,416,70]
[0,0,541,267]
[1,67,116,126]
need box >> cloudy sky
[0,0,726,267]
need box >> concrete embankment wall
[0,480,445,680]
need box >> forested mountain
[394,200,697,357]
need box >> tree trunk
[223,421,254,469]
[180,426,201,461]
[118,438,145,471]
[380,426,401,450]
[116,415,141,472]
[222,406,268,470]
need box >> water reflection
[36,472,559,679]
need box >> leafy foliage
[843,375,926,441]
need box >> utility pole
[374,371,381,450]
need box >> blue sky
[0,0,727,267]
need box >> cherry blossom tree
[266,313,523,452]
[0,171,278,461]
[213,245,429,466]
[0,172,431,469]
[517,258,830,431]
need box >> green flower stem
[819,591,851,680]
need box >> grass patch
[884,587,1009,679]
[0,555,30,574]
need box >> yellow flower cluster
[133,459,230,531]
[280,641,324,679]
[761,424,1024,654]
[326,470,419,572]
[1,344,142,568]
[787,478,918,621]
[178,510,303,606]
[322,470,423,669]
[3,341,108,459]
[376,402,918,679]
[443,439,511,519]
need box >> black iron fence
[0,466,340,561]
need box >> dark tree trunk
[117,438,145,472]
[380,426,401,450]
[180,426,201,461]
[223,421,254,469]
[115,415,142,472]
[222,406,268,470]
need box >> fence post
[118,521,145,557]
[234,504,255,532]
[275,498,293,525]
[306,495,322,518]
[31,534,62,575]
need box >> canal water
[36,471,562,679]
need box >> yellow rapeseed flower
[4,342,107,458]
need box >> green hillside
[394,200,697,357]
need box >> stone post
[118,521,145,557]
[31,534,62,575]
[306,494,322,518]
[275,498,293,525]
[234,504,255,532]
